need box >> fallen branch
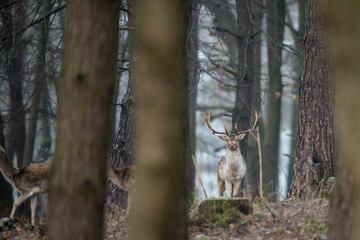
[192,155,208,198]
[250,126,263,199]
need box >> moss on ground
[191,197,252,227]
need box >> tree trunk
[233,0,254,160]
[37,92,52,162]
[48,0,119,239]
[0,115,12,217]
[130,0,188,239]
[245,0,263,196]
[23,0,51,166]
[287,0,305,188]
[1,1,27,167]
[106,1,135,210]
[323,1,360,239]
[106,77,135,209]
[204,0,238,68]
[263,0,285,197]
[187,0,200,194]
[289,0,334,199]
[109,24,128,142]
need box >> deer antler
[236,110,261,134]
[205,111,228,136]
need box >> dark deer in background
[206,110,260,197]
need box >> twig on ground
[258,197,278,219]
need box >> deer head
[205,110,260,151]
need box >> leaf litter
[0,199,328,239]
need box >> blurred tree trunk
[130,0,188,239]
[246,0,263,196]
[289,0,334,199]
[263,0,285,197]
[324,1,360,239]
[1,1,27,167]
[187,0,200,194]
[106,1,135,210]
[48,0,119,239]
[0,115,12,217]
[23,0,52,166]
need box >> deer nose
[229,144,236,150]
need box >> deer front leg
[225,181,233,197]
[30,196,38,226]
[232,180,241,197]
[217,176,225,197]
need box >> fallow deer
[107,162,136,215]
[206,110,260,197]
[0,143,137,224]
[0,145,50,226]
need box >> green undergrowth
[305,217,327,234]
[190,197,252,227]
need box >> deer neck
[0,152,17,184]
[226,146,243,168]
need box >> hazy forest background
[0,0,359,239]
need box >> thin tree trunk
[204,0,238,68]
[109,27,128,142]
[289,0,334,199]
[0,115,12,216]
[23,0,51,166]
[233,0,254,160]
[130,0,188,239]
[247,0,263,196]
[287,0,305,189]
[1,1,27,167]
[263,0,285,197]
[37,92,52,162]
[48,0,119,239]
[106,2,135,210]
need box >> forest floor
[0,198,329,240]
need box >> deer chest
[218,158,246,183]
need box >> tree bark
[247,0,263,196]
[48,0,119,239]
[233,0,254,160]
[23,0,52,166]
[323,1,360,239]
[1,1,27,167]
[287,0,305,188]
[204,0,238,68]
[130,0,188,239]
[263,0,285,197]
[37,92,52,162]
[0,115,12,217]
[289,0,334,199]
[106,1,135,210]
[106,76,135,209]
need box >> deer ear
[218,136,228,141]
[237,133,246,141]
